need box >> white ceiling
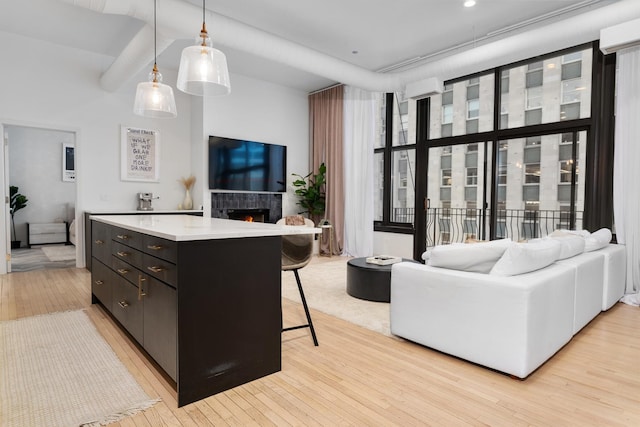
[0,0,620,92]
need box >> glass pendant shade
[177,37,231,96]
[133,67,177,118]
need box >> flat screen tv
[209,136,287,192]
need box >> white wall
[7,126,76,246]
[201,73,309,218]
[0,30,311,268]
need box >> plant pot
[11,241,21,249]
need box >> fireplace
[227,208,269,223]
[211,192,282,224]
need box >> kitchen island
[89,214,318,407]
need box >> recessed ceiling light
[464,0,476,7]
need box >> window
[375,92,416,230]
[501,47,592,128]
[467,99,479,119]
[559,160,573,183]
[525,163,541,184]
[466,167,478,185]
[429,74,494,138]
[442,104,453,124]
[441,169,452,186]
[562,79,583,104]
[526,86,543,109]
[388,46,599,246]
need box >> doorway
[2,124,78,273]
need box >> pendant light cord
[154,0,157,68]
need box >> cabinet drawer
[143,235,177,263]
[112,227,142,250]
[91,221,111,265]
[112,256,143,287]
[91,259,114,310]
[143,253,177,288]
[112,241,143,269]
[111,278,144,344]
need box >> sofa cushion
[548,234,585,259]
[490,239,562,276]
[585,228,612,252]
[427,239,511,273]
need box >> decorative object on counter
[132,0,177,118]
[10,185,28,249]
[121,126,160,182]
[177,0,231,97]
[292,162,326,225]
[179,175,196,210]
[137,192,158,211]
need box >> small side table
[318,219,334,257]
[346,257,419,302]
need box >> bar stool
[276,216,319,346]
[318,218,334,257]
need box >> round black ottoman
[346,257,417,302]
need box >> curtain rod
[308,83,344,96]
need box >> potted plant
[10,185,28,249]
[292,162,326,225]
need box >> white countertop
[90,214,320,241]
[85,209,203,214]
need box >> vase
[183,189,193,210]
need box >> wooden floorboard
[2,265,639,426]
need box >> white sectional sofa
[390,230,626,379]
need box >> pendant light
[176,0,231,96]
[133,0,177,118]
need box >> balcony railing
[392,207,415,223]
[425,208,583,248]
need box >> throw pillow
[489,239,562,276]
[585,228,612,252]
[285,215,306,226]
[548,234,585,259]
[427,238,512,273]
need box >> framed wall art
[121,126,160,182]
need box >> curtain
[309,85,344,255]
[343,86,376,257]
[614,46,640,306]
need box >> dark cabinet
[111,276,144,344]
[92,224,177,380]
[143,275,177,380]
[90,218,282,407]
[91,259,114,309]
[91,221,111,267]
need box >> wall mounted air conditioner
[600,18,640,54]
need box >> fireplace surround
[211,192,282,224]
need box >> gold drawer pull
[116,234,130,240]
[116,251,129,257]
[94,239,104,245]
[117,268,129,275]
[147,266,165,273]
[147,244,163,250]
[94,280,104,285]
[138,275,147,300]
[118,301,129,308]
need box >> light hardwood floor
[2,265,639,426]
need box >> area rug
[41,244,76,262]
[282,256,391,336]
[0,310,159,427]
